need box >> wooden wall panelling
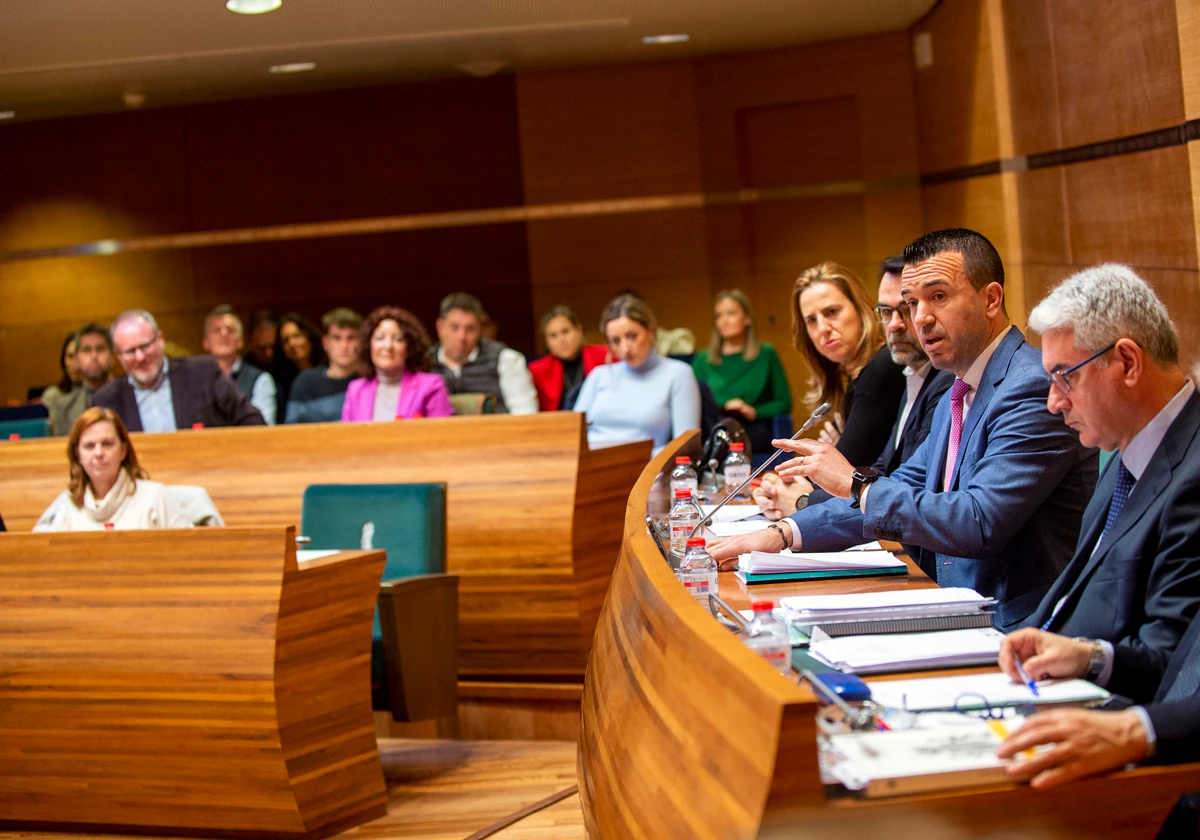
[515,62,711,348]
[1062,146,1198,272]
[910,0,999,173]
[1179,0,1200,273]
[0,414,648,681]
[1048,0,1185,148]
[1000,0,1062,157]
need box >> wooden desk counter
[578,431,1200,839]
[0,413,649,681]
[0,527,387,837]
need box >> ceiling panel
[0,0,936,122]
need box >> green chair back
[0,418,50,440]
[300,483,447,711]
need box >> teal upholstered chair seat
[300,483,456,721]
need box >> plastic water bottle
[743,600,792,676]
[724,442,751,500]
[668,488,702,556]
[677,537,719,608]
[670,456,699,498]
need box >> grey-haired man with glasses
[994,263,1200,788]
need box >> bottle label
[760,649,790,671]
[670,520,698,551]
[681,577,712,606]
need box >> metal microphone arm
[689,402,831,537]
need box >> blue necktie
[1040,458,1134,632]
[1100,459,1134,545]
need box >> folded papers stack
[735,549,907,584]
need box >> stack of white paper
[809,627,1005,674]
[739,550,906,574]
[782,587,996,622]
[865,672,1110,711]
[827,718,1027,797]
[699,504,762,523]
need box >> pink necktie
[942,378,971,491]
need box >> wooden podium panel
[0,528,387,837]
[578,432,1200,839]
[0,414,649,680]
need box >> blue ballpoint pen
[1012,654,1040,698]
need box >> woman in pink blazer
[341,306,454,422]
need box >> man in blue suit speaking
[711,228,1098,629]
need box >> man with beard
[754,255,954,517]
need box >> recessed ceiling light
[226,0,282,14]
[642,34,689,45]
[0,111,15,120]
[269,62,316,74]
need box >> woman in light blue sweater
[574,295,701,455]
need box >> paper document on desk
[809,627,1004,674]
[827,718,1027,797]
[865,672,1110,711]
[740,550,905,573]
[782,587,994,622]
[699,504,763,523]
[709,520,771,537]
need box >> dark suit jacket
[93,356,265,432]
[788,328,1098,629]
[1107,617,1200,765]
[1025,391,1200,677]
[834,345,907,468]
[808,367,954,506]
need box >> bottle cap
[673,488,692,498]
[730,442,745,452]
[675,456,690,464]
[192,422,204,430]
[685,537,706,548]
[751,600,774,611]
[103,522,115,531]
[8,433,18,441]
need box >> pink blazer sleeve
[420,374,454,418]
[341,378,371,422]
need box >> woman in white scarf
[33,407,192,532]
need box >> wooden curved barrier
[0,413,648,681]
[0,527,387,837]
[578,432,1200,839]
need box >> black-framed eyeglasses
[116,336,159,361]
[874,302,911,323]
[1048,343,1116,394]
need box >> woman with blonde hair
[33,407,192,531]
[574,294,700,455]
[791,261,905,467]
[692,289,791,454]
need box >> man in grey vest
[428,292,538,414]
[203,304,278,424]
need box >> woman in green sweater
[692,289,792,455]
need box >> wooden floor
[0,739,588,840]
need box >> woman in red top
[528,306,609,411]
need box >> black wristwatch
[850,467,879,509]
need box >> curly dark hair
[357,306,433,377]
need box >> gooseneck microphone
[690,402,832,537]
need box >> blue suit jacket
[1108,616,1200,765]
[788,328,1098,629]
[1025,391,1200,676]
[808,368,955,507]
